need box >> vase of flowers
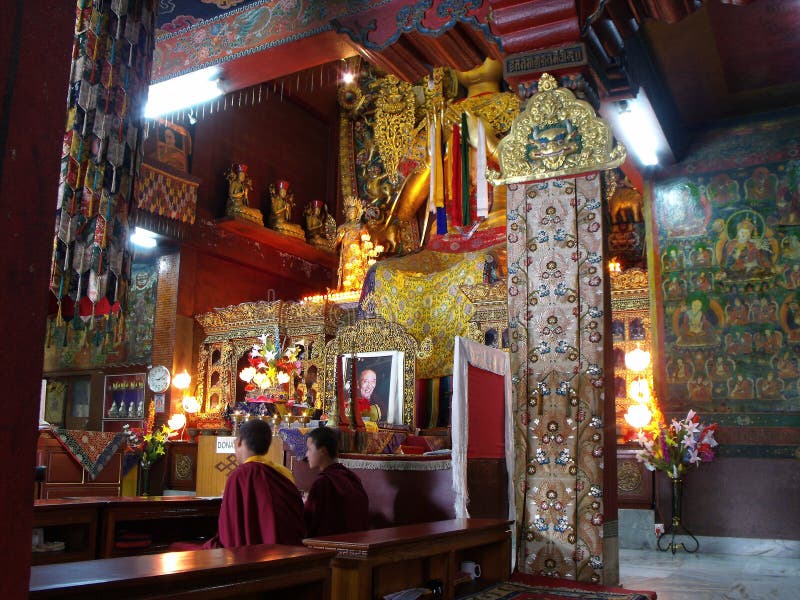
[124,401,174,496]
[238,335,302,416]
[632,409,718,553]
[633,409,718,478]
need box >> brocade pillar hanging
[48,0,156,354]
[506,175,608,581]
[489,73,626,583]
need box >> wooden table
[304,518,512,600]
[30,544,336,599]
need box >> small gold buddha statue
[225,163,264,225]
[268,180,305,240]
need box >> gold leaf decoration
[489,73,626,184]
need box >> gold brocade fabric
[373,249,487,378]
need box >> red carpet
[459,573,656,600]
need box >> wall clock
[147,365,171,393]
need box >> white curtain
[451,336,515,523]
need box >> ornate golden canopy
[489,73,626,184]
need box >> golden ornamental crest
[196,301,282,340]
[371,74,416,185]
[489,73,626,184]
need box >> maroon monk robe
[203,461,305,548]
[304,462,369,537]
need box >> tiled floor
[619,547,800,600]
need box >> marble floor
[619,547,800,600]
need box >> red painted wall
[177,246,324,318]
[190,93,336,223]
[0,2,74,594]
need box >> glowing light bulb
[173,370,191,390]
[168,413,187,432]
[181,396,201,414]
[624,403,653,429]
[625,346,651,372]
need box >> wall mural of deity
[654,159,800,422]
[126,261,158,364]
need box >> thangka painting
[653,156,800,458]
[126,261,158,364]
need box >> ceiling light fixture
[144,66,224,118]
[601,88,668,169]
[615,93,660,166]
[130,227,157,248]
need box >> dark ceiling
[644,0,800,128]
[154,0,800,164]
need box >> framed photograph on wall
[339,351,404,425]
[154,119,191,172]
[102,373,146,432]
[43,380,67,427]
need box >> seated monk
[304,426,369,537]
[172,419,304,550]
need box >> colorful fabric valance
[135,161,199,224]
[54,428,128,480]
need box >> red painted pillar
[0,2,75,594]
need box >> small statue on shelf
[108,400,119,418]
[304,200,337,252]
[225,163,264,225]
[268,180,305,239]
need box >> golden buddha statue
[225,164,263,225]
[358,59,517,379]
[391,58,520,244]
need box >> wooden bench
[29,544,336,599]
[303,518,512,600]
[32,496,221,564]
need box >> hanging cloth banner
[429,114,447,234]
[476,118,489,218]
[460,113,471,226]
[451,123,463,229]
[428,117,437,215]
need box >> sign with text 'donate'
[216,436,236,453]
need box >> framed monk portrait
[155,119,191,172]
[340,351,404,425]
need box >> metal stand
[657,477,699,554]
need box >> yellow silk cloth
[373,249,487,378]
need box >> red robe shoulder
[304,462,369,537]
[204,460,304,549]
